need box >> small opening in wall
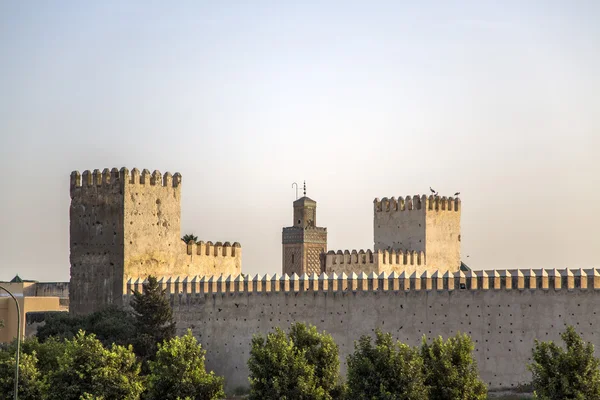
[460,283,466,290]
[298,219,301,224]
[291,254,295,263]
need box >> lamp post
[0,285,20,400]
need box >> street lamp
[0,285,20,400]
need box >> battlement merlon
[186,241,242,257]
[373,195,461,212]
[326,249,425,266]
[123,268,600,296]
[70,167,182,197]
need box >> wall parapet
[374,195,460,212]
[325,249,425,267]
[70,167,182,192]
[124,268,600,296]
[186,241,241,257]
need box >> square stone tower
[373,195,461,271]
[282,192,327,276]
[69,167,241,315]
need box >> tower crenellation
[373,195,461,213]
[70,168,183,192]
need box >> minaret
[282,182,327,276]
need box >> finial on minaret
[303,181,306,197]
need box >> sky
[0,1,598,282]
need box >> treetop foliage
[421,332,487,400]
[529,325,600,400]
[46,330,143,400]
[146,329,225,400]
[35,306,136,348]
[288,322,341,396]
[347,329,428,400]
[248,323,341,400]
[0,352,47,400]
[181,234,198,244]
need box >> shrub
[47,330,143,400]
[421,333,487,400]
[0,352,47,400]
[347,329,428,400]
[145,330,225,400]
[248,323,340,400]
[529,325,600,399]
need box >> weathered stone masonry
[124,269,600,392]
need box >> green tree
[36,306,136,348]
[0,352,47,400]
[181,234,198,244]
[12,336,66,377]
[347,329,428,400]
[35,311,86,342]
[84,305,137,346]
[248,325,329,400]
[421,333,487,400]
[130,275,176,364]
[146,330,225,400]
[529,325,600,400]
[288,322,343,398]
[47,330,143,400]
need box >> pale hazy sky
[1,1,598,282]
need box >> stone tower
[373,195,461,271]
[69,167,241,315]
[282,184,327,276]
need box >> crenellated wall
[70,167,241,314]
[324,249,427,275]
[374,194,461,271]
[124,268,600,392]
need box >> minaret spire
[303,181,306,197]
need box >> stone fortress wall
[124,268,600,392]
[68,167,600,393]
[69,167,241,314]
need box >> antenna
[292,182,298,200]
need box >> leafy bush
[46,330,143,400]
[421,333,487,400]
[248,322,340,400]
[36,306,136,348]
[288,322,343,397]
[35,311,86,342]
[145,329,225,400]
[20,336,66,376]
[529,325,600,399]
[347,329,428,400]
[0,352,47,400]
